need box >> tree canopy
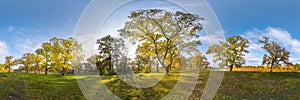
[96,35,126,75]
[207,35,249,71]
[259,36,291,72]
[119,9,203,75]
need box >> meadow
[1,71,300,99]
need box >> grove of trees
[0,9,296,74]
[0,37,82,75]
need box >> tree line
[0,37,83,75]
[88,9,293,76]
[0,9,295,75]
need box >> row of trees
[0,37,82,75]
[89,9,292,76]
[0,9,293,75]
[207,36,291,72]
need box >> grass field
[1,71,300,99]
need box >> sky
[1,0,300,67]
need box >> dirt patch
[5,77,24,100]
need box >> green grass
[1,71,300,99]
[0,73,19,98]
[214,72,300,100]
[21,73,86,99]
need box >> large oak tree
[4,56,17,72]
[119,9,203,75]
[259,36,291,72]
[207,35,249,71]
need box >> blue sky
[1,0,300,66]
[0,0,91,62]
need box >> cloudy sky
[1,0,300,66]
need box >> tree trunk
[229,65,233,72]
[61,68,65,76]
[156,66,159,73]
[26,65,29,73]
[270,62,274,73]
[138,63,141,73]
[166,66,170,75]
[35,63,38,75]
[108,55,113,75]
[8,67,10,72]
[148,57,152,72]
[45,65,48,75]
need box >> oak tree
[207,36,249,71]
[119,9,203,75]
[259,36,291,72]
[4,56,17,72]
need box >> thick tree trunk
[108,55,113,75]
[229,65,233,72]
[166,66,170,75]
[8,67,10,72]
[156,61,159,73]
[45,66,48,75]
[26,65,29,73]
[35,63,38,75]
[270,62,274,73]
[61,68,65,76]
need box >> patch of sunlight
[137,73,165,77]
[56,81,68,84]
[101,77,118,84]
[72,76,88,80]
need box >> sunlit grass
[1,71,300,99]
[0,73,19,98]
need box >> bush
[99,69,116,75]
[141,67,151,73]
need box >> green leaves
[3,56,17,72]
[119,9,204,74]
[206,35,249,71]
[96,35,126,75]
[259,36,291,72]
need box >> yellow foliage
[230,66,299,72]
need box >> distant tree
[191,51,210,69]
[294,63,300,71]
[0,63,5,72]
[119,9,203,75]
[49,37,63,74]
[86,54,100,73]
[96,35,126,75]
[34,48,45,74]
[135,41,156,73]
[207,35,249,71]
[70,38,83,74]
[19,53,35,73]
[41,42,52,74]
[259,36,291,72]
[4,56,17,72]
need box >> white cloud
[290,58,300,63]
[248,43,263,51]
[199,30,225,44]
[245,53,260,64]
[66,19,74,23]
[266,27,300,57]
[7,26,14,32]
[0,40,9,62]
[15,38,46,54]
[7,26,25,34]
[242,27,300,64]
